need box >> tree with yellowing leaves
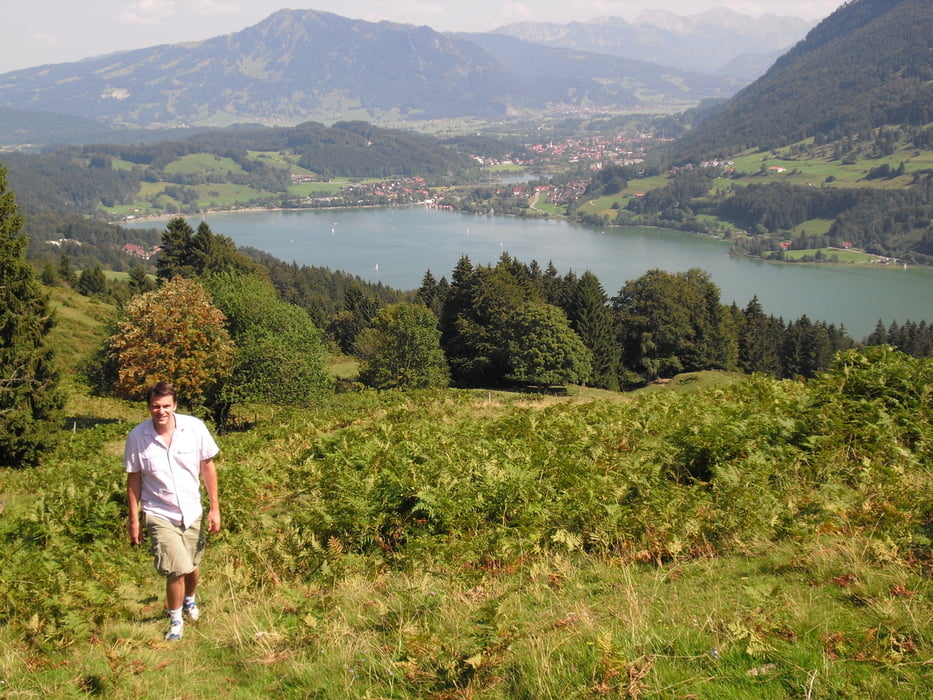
[104,277,234,406]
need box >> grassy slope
[0,288,929,698]
[578,137,933,245]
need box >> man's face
[148,395,177,428]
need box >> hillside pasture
[781,247,889,264]
[726,140,933,190]
[0,285,930,698]
[0,353,930,698]
[163,153,246,178]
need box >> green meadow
[0,289,930,698]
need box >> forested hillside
[669,0,933,161]
[582,165,933,264]
[0,120,477,277]
[0,9,735,128]
[2,120,474,216]
[569,1,933,265]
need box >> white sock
[184,595,196,607]
[169,608,183,624]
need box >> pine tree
[57,253,78,288]
[439,256,478,384]
[127,265,156,296]
[866,319,888,346]
[156,217,197,280]
[77,263,107,297]
[0,166,66,466]
[415,269,443,317]
[739,296,783,377]
[156,218,263,281]
[565,271,620,390]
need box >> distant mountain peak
[493,8,813,79]
[0,8,736,129]
[668,0,933,162]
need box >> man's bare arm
[127,471,142,545]
[200,458,221,534]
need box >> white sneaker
[165,619,184,641]
[183,601,200,621]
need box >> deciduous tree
[613,268,737,384]
[103,277,234,405]
[505,303,591,387]
[356,303,449,389]
[202,273,331,422]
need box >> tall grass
[0,346,929,697]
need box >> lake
[127,206,933,339]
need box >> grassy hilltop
[0,289,930,698]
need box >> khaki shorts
[145,515,205,578]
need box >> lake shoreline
[124,205,932,338]
[118,204,919,271]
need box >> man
[125,381,221,641]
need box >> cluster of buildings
[525,133,649,167]
[342,177,430,203]
[121,243,159,259]
[474,132,655,170]
[305,176,432,206]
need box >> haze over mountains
[492,8,813,79]
[0,7,813,136]
[670,0,933,162]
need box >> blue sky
[2,1,847,74]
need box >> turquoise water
[127,207,933,339]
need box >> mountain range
[670,0,933,162]
[492,8,813,79]
[0,9,750,133]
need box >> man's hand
[207,507,221,534]
[128,515,142,546]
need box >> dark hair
[146,381,177,405]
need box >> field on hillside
[577,136,933,248]
[1,288,930,698]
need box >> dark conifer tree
[866,319,888,346]
[77,263,107,296]
[156,217,197,280]
[565,271,620,390]
[912,321,933,358]
[57,253,78,287]
[439,256,478,384]
[782,316,836,378]
[739,296,783,377]
[157,218,263,281]
[336,285,380,352]
[539,261,564,306]
[0,166,66,466]
[190,221,264,277]
[416,269,443,318]
[128,264,156,296]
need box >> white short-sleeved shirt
[124,413,219,528]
